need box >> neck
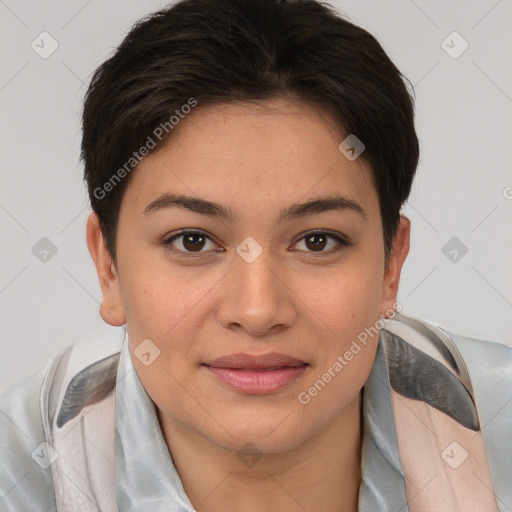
[159,391,363,512]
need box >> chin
[208,418,309,455]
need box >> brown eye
[164,230,218,253]
[293,231,349,254]
[304,233,328,251]
[183,233,206,251]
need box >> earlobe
[379,215,411,317]
[86,212,126,326]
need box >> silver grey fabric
[115,336,195,511]
[0,365,57,511]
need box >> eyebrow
[142,192,366,222]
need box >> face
[87,97,410,454]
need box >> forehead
[121,98,378,218]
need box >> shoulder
[0,363,57,511]
[0,323,126,511]
[382,312,512,384]
[447,328,512,373]
[430,320,512,396]
[440,327,512,420]
[380,312,512,431]
[440,325,512,506]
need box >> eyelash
[161,229,350,257]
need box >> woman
[1,0,511,510]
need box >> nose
[216,249,297,337]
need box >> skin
[87,97,410,512]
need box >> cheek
[118,257,217,394]
[296,281,380,424]
[118,248,203,337]
[294,258,383,335]
[290,254,383,398]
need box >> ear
[86,212,126,326]
[379,215,410,317]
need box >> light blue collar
[358,339,408,511]
[115,336,195,511]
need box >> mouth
[202,352,309,394]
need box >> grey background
[1,0,511,390]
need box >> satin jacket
[1,313,511,511]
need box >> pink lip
[203,352,308,394]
